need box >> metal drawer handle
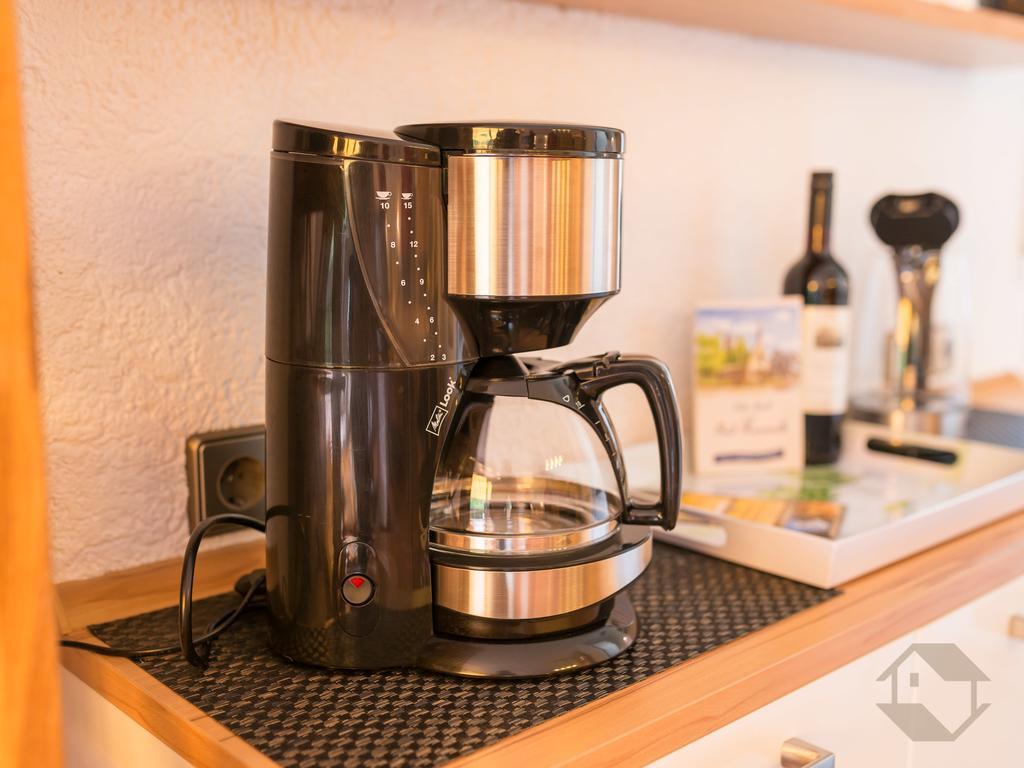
[1010,614,1024,639]
[782,738,835,768]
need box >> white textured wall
[17,0,1024,581]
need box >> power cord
[60,513,267,668]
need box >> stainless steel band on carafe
[265,120,684,678]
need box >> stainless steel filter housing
[396,123,624,355]
[445,153,621,298]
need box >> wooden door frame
[0,0,63,763]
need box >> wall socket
[185,425,267,533]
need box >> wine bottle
[783,172,850,465]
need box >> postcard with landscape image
[695,303,802,389]
[692,299,804,475]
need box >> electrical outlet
[185,426,267,533]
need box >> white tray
[631,420,1024,588]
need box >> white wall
[17,0,1024,582]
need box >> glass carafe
[430,353,683,555]
[432,396,623,554]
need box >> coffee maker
[265,120,682,678]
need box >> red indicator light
[350,577,364,588]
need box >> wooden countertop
[58,507,1024,767]
[57,373,1024,767]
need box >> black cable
[59,574,264,659]
[60,514,267,668]
[179,514,266,666]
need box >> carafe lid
[395,122,624,156]
[273,119,440,165]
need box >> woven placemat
[91,544,837,767]
[966,408,1024,449]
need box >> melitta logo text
[426,378,458,436]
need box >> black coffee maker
[265,120,682,677]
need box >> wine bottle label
[801,305,851,415]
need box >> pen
[866,437,958,465]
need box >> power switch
[341,574,375,606]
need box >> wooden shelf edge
[516,0,1024,68]
[56,538,265,632]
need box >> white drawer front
[907,574,1024,767]
[650,639,912,768]
[651,573,1024,767]
[62,668,191,768]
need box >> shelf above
[520,0,1024,68]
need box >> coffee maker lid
[395,122,623,156]
[273,120,440,165]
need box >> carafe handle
[575,354,683,530]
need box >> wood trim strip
[57,512,1024,767]
[972,373,1024,415]
[57,539,265,632]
